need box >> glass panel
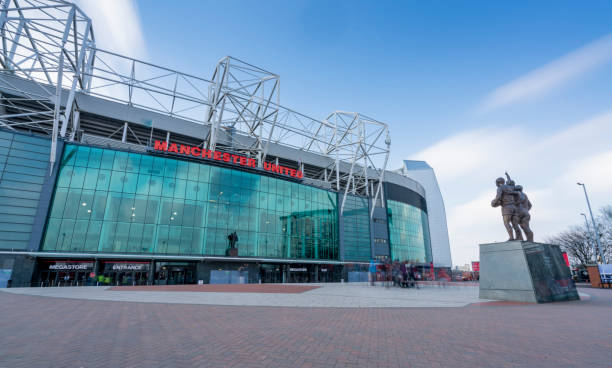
[149,176,162,196]
[69,166,85,189]
[96,170,111,191]
[74,146,90,167]
[62,145,78,166]
[387,199,432,264]
[123,172,138,194]
[99,221,117,252]
[113,151,128,171]
[136,174,150,195]
[114,222,130,252]
[41,144,340,260]
[84,220,102,251]
[87,147,103,169]
[126,153,141,173]
[83,168,99,190]
[49,188,68,218]
[100,150,115,170]
[109,171,124,192]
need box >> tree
[597,206,612,262]
[547,226,594,266]
[547,205,612,266]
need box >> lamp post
[581,213,597,263]
[577,183,603,263]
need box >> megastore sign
[154,141,304,179]
[48,262,93,271]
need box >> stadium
[0,0,451,287]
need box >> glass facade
[386,199,432,264]
[0,131,51,250]
[41,144,339,260]
[341,194,371,261]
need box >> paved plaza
[3,283,490,308]
[1,284,611,367]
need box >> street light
[581,213,597,263]
[577,182,603,263]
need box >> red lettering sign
[472,261,480,272]
[153,141,304,179]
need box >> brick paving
[1,287,611,367]
[108,284,319,293]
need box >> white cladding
[398,161,452,268]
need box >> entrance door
[260,264,282,283]
[155,262,196,285]
[168,269,184,285]
[133,272,147,285]
[57,271,76,286]
[39,271,56,286]
[288,265,311,283]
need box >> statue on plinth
[491,172,533,241]
[226,231,239,256]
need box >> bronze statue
[491,176,520,241]
[491,172,533,242]
[225,231,239,256]
[228,231,238,249]
[515,185,534,242]
[503,173,523,241]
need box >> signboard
[562,252,570,267]
[599,264,612,283]
[289,267,307,272]
[154,141,303,179]
[47,262,93,271]
[471,261,480,272]
[104,262,149,271]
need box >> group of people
[368,257,422,288]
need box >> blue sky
[134,0,612,153]
[77,0,612,266]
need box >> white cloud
[478,34,612,113]
[414,127,526,183]
[73,0,147,59]
[410,109,612,266]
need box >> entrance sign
[104,262,150,271]
[153,141,304,179]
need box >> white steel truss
[0,0,391,216]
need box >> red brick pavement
[108,284,319,293]
[1,287,611,368]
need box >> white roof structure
[0,0,398,218]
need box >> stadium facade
[0,0,451,287]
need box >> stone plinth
[479,241,579,303]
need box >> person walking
[369,259,377,286]
[385,258,392,288]
[392,260,400,287]
[400,261,407,288]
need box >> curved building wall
[384,182,432,264]
[399,160,452,267]
[41,144,339,260]
[386,199,432,264]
